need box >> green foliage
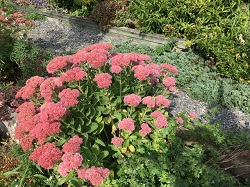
[90,0,126,30]
[115,122,241,187]
[10,39,53,80]
[23,11,45,20]
[114,0,250,82]
[53,0,99,16]
[0,26,15,80]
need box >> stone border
[11,3,186,49]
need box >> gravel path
[9,17,249,132]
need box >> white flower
[238,34,245,45]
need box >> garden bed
[1,1,250,186]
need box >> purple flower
[242,5,247,10]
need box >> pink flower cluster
[58,152,83,176]
[118,118,135,132]
[139,123,152,137]
[93,73,112,88]
[77,166,110,186]
[58,88,80,107]
[163,77,176,87]
[29,142,62,169]
[160,63,178,75]
[40,77,63,102]
[111,53,130,67]
[111,136,124,146]
[110,65,123,74]
[87,49,109,68]
[30,121,61,145]
[14,99,67,151]
[111,52,151,67]
[39,102,66,122]
[151,110,168,128]
[60,67,87,82]
[62,135,83,153]
[142,96,155,108]
[131,62,163,81]
[72,43,112,67]
[155,95,171,107]
[175,116,184,124]
[189,111,198,118]
[46,56,73,74]
[83,43,113,52]
[15,76,45,100]
[124,94,141,107]
[58,136,83,176]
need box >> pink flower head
[118,118,135,132]
[132,65,149,80]
[163,77,176,87]
[14,120,35,140]
[39,102,66,122]
[93,73,112,88]
[151,110,164,118]
[168,86,175,92]
[46,56,72,74]
[155,116,168,128]
[58,152,83,177]
[30,122,61,145]
[40,77,62,102]
[111,53,130,67]
[29,142,62,169]
[155,95,171,107]
[82,43,113,52]
[175,116,184,124]
[142,96,155,108]
[111,136,124,146]
[19,135,34,151]
[124,94,141,107]
[84,166,110,186]
[147,63,161,77]
[189,111,198,118]
[58,88,80,107]
[60,67,87,82]
[62,153,83,168]
[242,5,247,10]
[73,50,88,64]
[137,54,152,62]
[139,123,152,137]
[160,63,178,75]
[16,101,36,123]
[87,49,109,68]
[62,135,83,153]
[78,168,87,179]
[15,76,45,99]
[110,65,122,74]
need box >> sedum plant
[12,43,182,186]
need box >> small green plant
[24,11,45,20]
[10,39,54,80]
[90,0,126,30]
